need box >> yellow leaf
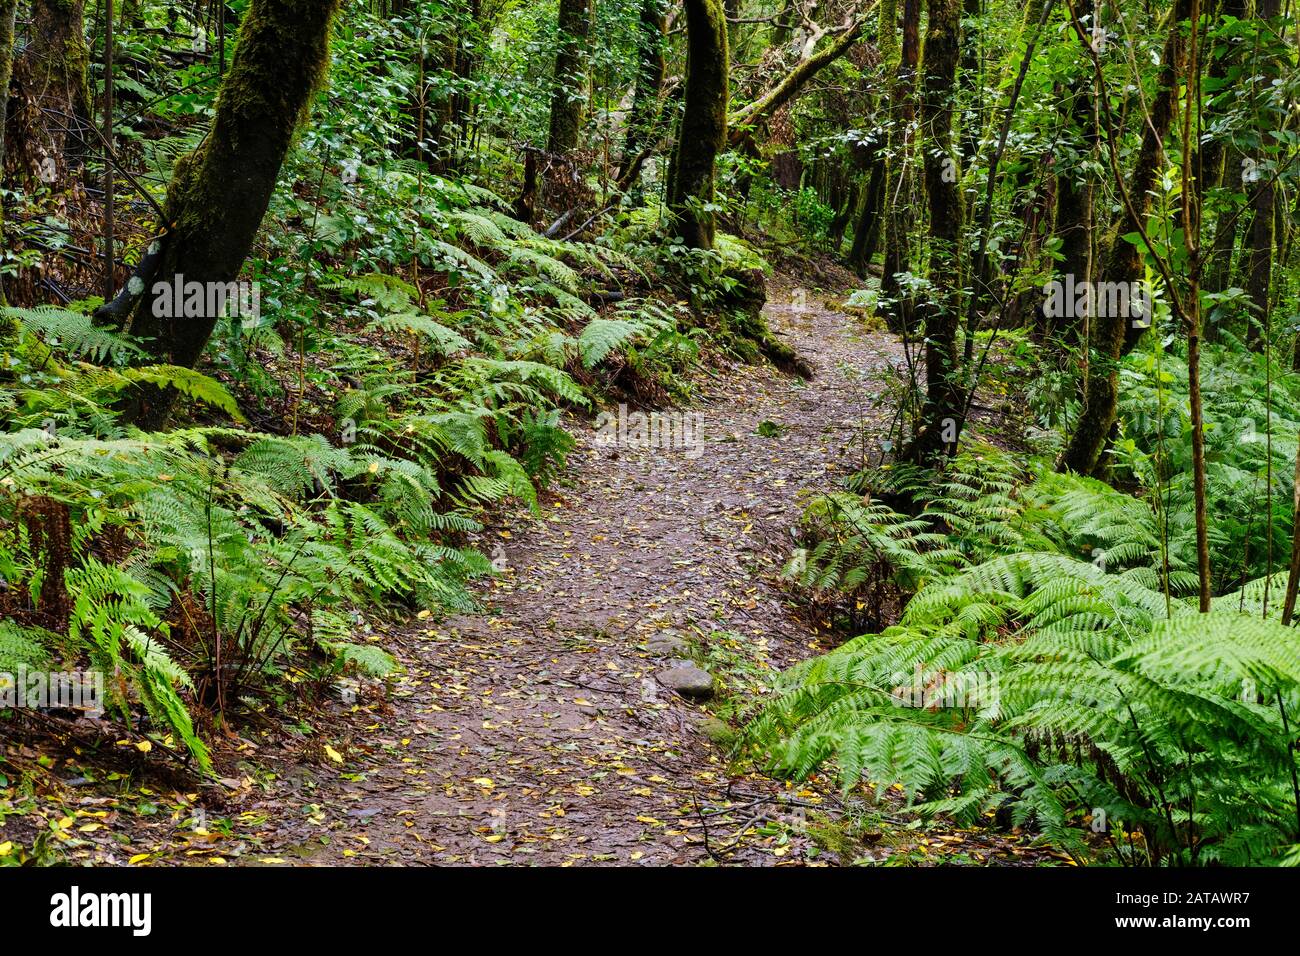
[417,609,431,620]
[324,745,344,764]
[128,853,151,865]
[483,834,504,843]
[77,823,103,833]
[471,777,494,789]
[56,816,74,830]
[0,842,12,857]
[134,740,152,753]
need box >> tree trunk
[1282,441,1300,625]
[12,0,94,178]
[1049,0,1095,345]
[846,150,886,276]
[845,0,895,278]
[1194,0,1246,344]
[1204,144,1244,299]
[726,14,868,145]
[114,0,343,428]
[1241,0,1281,352]
[666,0,727,250]
[880,0,920,333]
[546,0,592,154]
[619,0,666,185]
[903,0,962,466]
[0,0,18,308]
[1060,0,1191,477]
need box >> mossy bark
[0,0,18,308]
[846,0,896,278]
[666,0,727,250]
[902,0,962,466]
[846,154,885,275]
[12,0,94,176]
[123,0,342,428]
[726,15,867,145]
[618,0,666,186]
[546,0,592,155]
[1049,0,1095,345]
[879,0,920,334]
[1060,0,1191,477]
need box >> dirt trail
[255,291,905,865]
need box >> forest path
[271,287,908,865]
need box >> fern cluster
[754,447,1300,865]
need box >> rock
[644,633,689,657]
[656,662,715,700]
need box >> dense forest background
[0,0,1299,867]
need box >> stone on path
[644,633,690,657]
[656,661,715,700]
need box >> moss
[619,0,666,183]
[1062,0,1192,476]
[16,0,92,169]
[666,0,727,250]
[903,0,962,466]
[546,0,591,154]
[0,0,17,306]
[126,0,343,427]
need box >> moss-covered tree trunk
[546,0,592,154]
[902,0,963,466]
[845,0,895,278]
[118,0,342,428]
[619,0,666,186]
[11,0,94,178]
[0,0,18,308]
[1049,0,1095,345]
[879,0,920,333]
[666,0,727,250]
[1060,0,1191,477]
[846,152,886,276]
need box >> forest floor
[3,278,1067,866]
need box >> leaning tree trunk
[666,0,727,250]
[902,0,962,466]
[1060,0,1191,477]
[619,0,666,187]
[546,0,592,155]
[0,0,18,308]
[110,0,342,428]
